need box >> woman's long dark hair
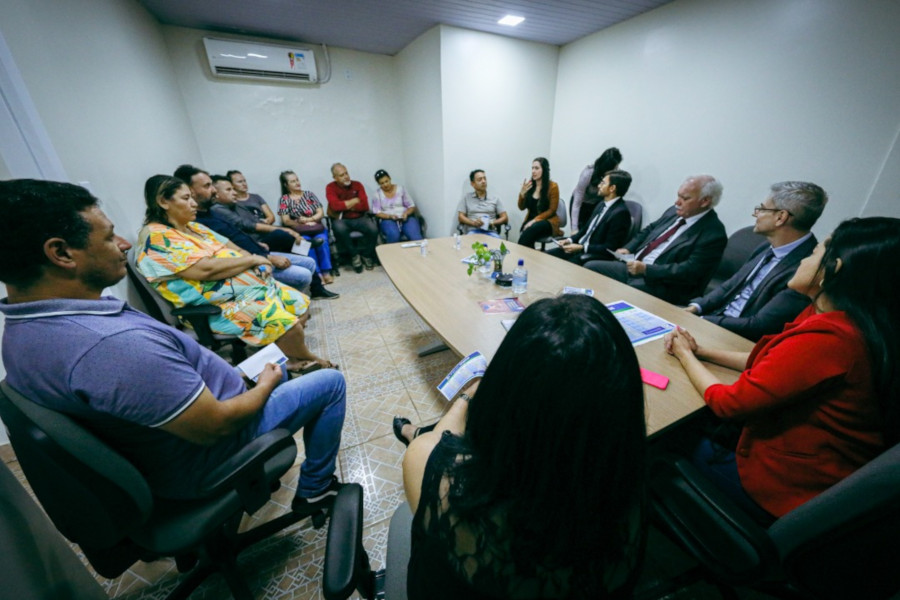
[817,217,900,445]
[143,175,186,226]
[531,156,552,213]
[447,295,646,571]
[589,147,623,187]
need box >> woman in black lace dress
[400,295,647,599]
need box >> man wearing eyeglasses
[685,181,827,340]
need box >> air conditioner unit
[203,37,318,83]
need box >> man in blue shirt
[0,179,346,516]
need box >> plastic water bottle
[420,239,428,257]
[453,232,461,250]
[512,259,528,293]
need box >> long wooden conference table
[377,234,754,437]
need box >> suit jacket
[691,235,816,341]
[573,198,632,261]
[624,206,727,305]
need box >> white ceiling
[137,0,674,56]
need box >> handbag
[291,221,325,236]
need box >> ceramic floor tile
[329,297,373,323]
[376,326,435,350]
[338,437,406,527]
[365,292,410,315]
[0,443,17,464]
[341,382,417,448]
[403,379,450,424]
[334,325,386,355]
[341,347,402,382]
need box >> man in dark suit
[586,175,727,305]
[685,181,827,340]
[547,169,633,264]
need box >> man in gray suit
[685,181,827,340]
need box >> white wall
[0,0,202,242]
[440,26,559,237]
[395,27,445,236]
[162,26,406,212]
[550,0,900,238]
[0,0,203,444]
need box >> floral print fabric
[137,222,308,347]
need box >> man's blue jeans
[271,252,316,291]
[251,368,346,498]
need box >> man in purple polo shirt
[0,179,347,518]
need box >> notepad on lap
[237,344,288,382]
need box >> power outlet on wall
[344,69,353,80]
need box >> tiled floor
[1,265,776,599]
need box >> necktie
[717,249,777,316]
[735,249,776,293]
[578,204,607,246]
[636,218,686,261]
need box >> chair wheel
[311,511,327,529]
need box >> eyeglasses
[753,204,793,216]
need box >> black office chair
[125,247,247,363]
[325,213,381,273]
[648,447,900,599]
[0,380,310,600]
[323,483,381,599]
[704,226,767,294]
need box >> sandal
[392,417,436,447]
[287,360,324,376]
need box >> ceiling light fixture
[498,15,525,26]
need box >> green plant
[466,241,508,275]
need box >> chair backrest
[768,442,900,599]
[708,226,767,289]
[0,381,153,551]
[125,247,180,328]
[556,197,568,230]
[624,200,643,240]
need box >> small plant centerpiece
[466,241,510,276]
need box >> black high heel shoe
[392,417,437,447]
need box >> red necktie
[636,218,686,261]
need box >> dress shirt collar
[682,208,711,228]
[772,232,813,260]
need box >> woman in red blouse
[665,217,900,518]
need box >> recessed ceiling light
[498,15,525,26]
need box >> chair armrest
[171,305,222,347]
[198,429,297,514]
[649,455,780,585]
[171,305,222,317]
[324,483,373,600]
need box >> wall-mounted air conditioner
[203,37,318,83]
